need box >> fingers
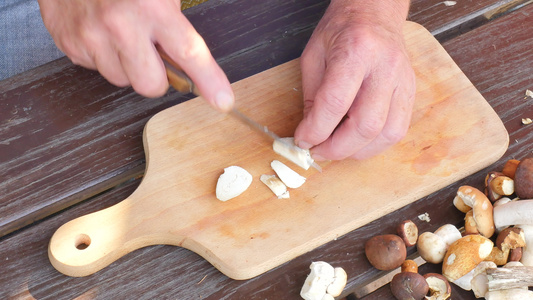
[351,84,415,160]
[310,72,394,160]
[154,13,234,111]
[294,53,364,149]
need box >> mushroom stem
[487,266,533,291]
[494,200,533,229]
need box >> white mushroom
[300,262,335,300]
[417,224,462,264]
[215,166,253,201]
[260,174,289,199]
[273,137,316,170]
[271,160,306,188]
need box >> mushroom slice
[273,137,316,170]
[271,160,306,188]
[260,174,289,199]
[215,166,253,201]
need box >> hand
[294,0,416,160]
[37,0,234,111]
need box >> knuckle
[353,117,384,141]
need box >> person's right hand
[37,0,234,111]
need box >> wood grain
[47,22,508,280]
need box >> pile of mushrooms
[364,157,533,299]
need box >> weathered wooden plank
[409,0,532,41]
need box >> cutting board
[48,22,508,279]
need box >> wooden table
[1,0,532,299]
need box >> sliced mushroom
[271,160,306,188]
[273,137,316,170]
[215,166,253,201]
[260,174,289,199]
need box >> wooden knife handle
[157,49,201,96]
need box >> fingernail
[215,90,234,112]
[297,140,313,150]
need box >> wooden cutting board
[48,21,508,279]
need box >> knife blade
[158,49,321,171]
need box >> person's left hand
[294,0,416,161]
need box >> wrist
[328,0,411,30]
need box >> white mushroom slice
[260,174,289,199]
[215,166,252,201]
[300,261,335,300]
[273,137,315,170]
[271,160,306,188]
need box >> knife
[158,49,321,172]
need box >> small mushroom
[514,157,533,198]
[454,186,495,238]
[396,220,418,247]
[417,224,462,264]
[300,261,334,300]
[390,260,429,300]
[485,172,514,202]
[423,273,451,300]
[215,166,253,201]
[442,235,494,283]
[400,259,418,273]
[300,261,347,300]
[502,159,520,179]
[485,171,505,202]
[365,234,407,270]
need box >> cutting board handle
[48,199,136,276]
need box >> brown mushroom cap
[496,227,526,251]
[390,272,429,300]
[365,234,406,271]
[515,157,533,198]
[442,235,494,282]
[502,159,520,179]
